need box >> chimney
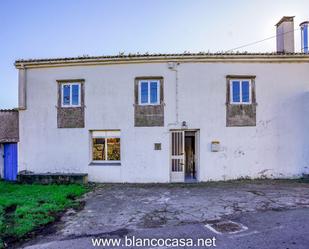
[276,16,295,53]
[300,21,309,53]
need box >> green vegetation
[0,181,87,247]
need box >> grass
[0,181,87,247]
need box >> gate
[170,131,185,182]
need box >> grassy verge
[0,181,87,248]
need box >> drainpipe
[167,62,180,125]
[18,64,27,110]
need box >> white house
[14,17,309,183]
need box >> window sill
[60,105,82,108]
[226,102,257,106]
[229,102,252,105]
[56,105,85,109]
[137,104,161,106]
[133,103,165,107]
[89,162,121,166]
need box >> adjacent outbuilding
[0,109,19,181]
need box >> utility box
[211,141,220,152]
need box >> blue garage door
[4,143,18,181]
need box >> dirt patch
[270,207,286,212]
[107,228,130,237]
[4,204,17,214]
[140,209,169,228]
[5,212,62,249]
[2,204,18,247]
[73,200,85,211]
[63,228,130,241]
[7,201,86,249]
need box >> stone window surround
[56,79,85,128]
[134,76,164,127]
[226,75,257,127]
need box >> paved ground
[20,180,309,249]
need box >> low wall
[18,173,88,184]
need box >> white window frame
[61,83,81,107]
[91,130,121,163]
[138,80,160,105]
[230,79,252,104]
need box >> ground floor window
[92,130,121,162]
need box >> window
[61,83,81,107]
[92,131,121,162]
[138,80,160,105]
[226,75,256,127]
[230,80,251,104]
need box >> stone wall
[0,110,19,143]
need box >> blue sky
[1,0,308,108]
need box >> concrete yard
[20,180,309,249]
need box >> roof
[275,16,295,26]
[14,52,309,69]
[0,109,18,112]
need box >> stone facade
[0,110,19,143]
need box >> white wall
[18,62,309,182]
[178,63,309,180]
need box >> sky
[0,0,308,108]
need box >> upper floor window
[61,83,81,107]
[138,80,160,105]
[230,79,251,104]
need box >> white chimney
[276,16,295,53]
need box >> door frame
[169,129,200,182]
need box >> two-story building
[14,17,309,182]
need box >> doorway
[170,130,199,182]
[185,131,196,182]
[3,143,18,181]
